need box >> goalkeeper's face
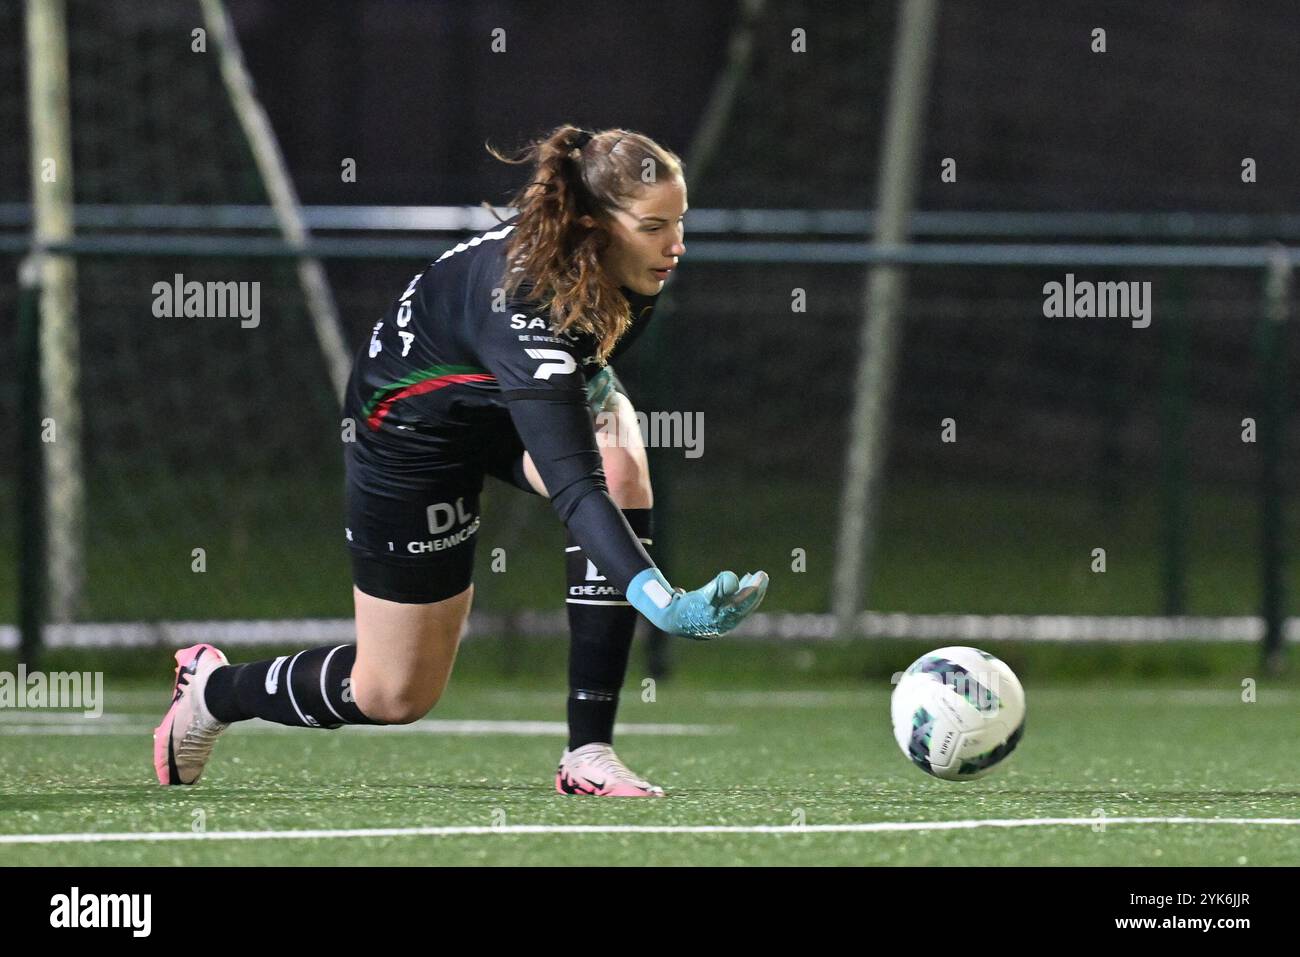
[591,178,687,296]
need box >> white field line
[4,612,1297,649]
[58,689,573,708]
[3,817,1299,846]
[0,717,729,737]
[88,687,1300,712]
[0,712,136,723]
[702,688,1300,707]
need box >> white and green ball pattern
[890,646,1026,781]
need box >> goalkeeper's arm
[505,390,767,637]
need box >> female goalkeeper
[154,126,768,796]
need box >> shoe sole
[555,770,665,797]
[152,643,227,786]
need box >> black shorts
[344,433,536,604]
[343,364,628,603]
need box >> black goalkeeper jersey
[342,218,661,594]
[344,219,656,472]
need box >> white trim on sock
[319,645,348,724]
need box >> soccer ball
[890,646,1026,781]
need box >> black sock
[203,644,382,728]
[565,508,652,750]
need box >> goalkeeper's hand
[585,365,620,417]
[627,568,769,639]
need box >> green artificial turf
[2,669,1296,866]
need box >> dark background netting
[1,0,1295,621]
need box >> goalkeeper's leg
[156,465,482,785]
[523,388,664,795]
[207,585,469,727]
[154,586,471,785]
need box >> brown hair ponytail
[487,125,683,362]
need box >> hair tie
[568,129,595,154]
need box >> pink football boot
[556,743,666,797]
[153,643,230,785]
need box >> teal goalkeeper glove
[585,365,620,417]
[626,568,770,639]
